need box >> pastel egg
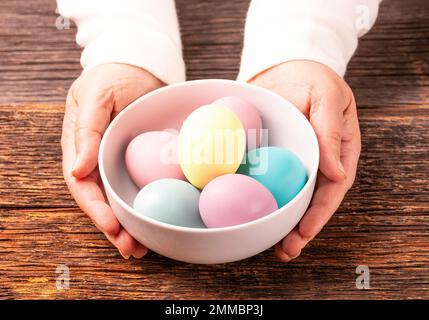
[199,174,278,228]
[125,131,185,188]
[133,179,205,228]
[178,104,246,189]
[238,147,307,207]
[214,96,263,149]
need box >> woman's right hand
[61,63,164,259]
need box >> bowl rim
[98,79,319,234]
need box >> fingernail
[133,247,149,259]
[72,155,80,175]
[119,250,130,260]
[105,234,129,259]
[290,251,301,261]
[281,247,301,262]
[132,253,145,259]
[283,253,300,262]
[337,159,346,179]
[282,256,292,262]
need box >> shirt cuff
[80,21,186,84]
[238,20,356,82]
[57,0,185,84]
[238,0,380,82]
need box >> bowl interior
[100,79,319,228]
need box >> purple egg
[213,96,263,149]
[199,174,278,228]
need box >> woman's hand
[61,63,164,259]
[250,60,361,261]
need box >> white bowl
[99,79,319,264]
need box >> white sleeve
[57,0,185,84]
[238,0,382,81]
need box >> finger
[340,100,361,188]
[62,106,148,259]
[66,172,122,237]
[72,87,114,178]
[106,228,149,259]
[274,175,344,261]
[276,112,361,261]
[310,95,347,182]
[62,107,121,238]
[275,238,301,262]
[301,175,347,238]
[66,165,148,259]
[132,242,149,259]
[66,172,148,259]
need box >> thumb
[72,89,114,179]
[310,96,347,182]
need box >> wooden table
[0,0,428,299]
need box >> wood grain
[0,0,428,299]
[0,105,428,299]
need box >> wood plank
[0,0,428,106]
[0,104,73,208]
[0,0,81,104]
[0,0,428,300]
[0,105,428,299]
[0,204,427,299]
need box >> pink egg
[213,96,263,149]
[199,174,278,228]
[125,131,185,188]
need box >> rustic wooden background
[0,0,428,299]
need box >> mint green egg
[133,179,206,228]
[238,147,307,207]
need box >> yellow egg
[179,104,246,189]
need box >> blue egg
[238,147,307,207]
[133,179,206,228]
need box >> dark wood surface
[0,0,428,299]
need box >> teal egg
[238,147,307,207]
[133,179,206,228]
